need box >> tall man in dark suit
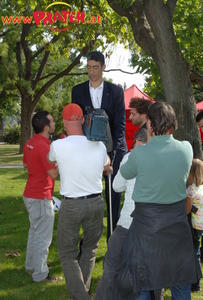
[72,51,128,240]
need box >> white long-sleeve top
[113,152,136,229]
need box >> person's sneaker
[191,286,201,292]
[26,269,34,277]
[44,274,63,282]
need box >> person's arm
[47,166,59,179]
[113,154,129,192]
[103,155,113,174]
[185,197,194,215]
[186,184,196,215]
[23,143,28,169]
[112,86,126,150]
[37,142,59,179]
[120,150,137,180]
[71,86,78,104]
[47,153,56,164]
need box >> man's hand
[103,165,113,177]
[47,166,59,179]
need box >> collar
[148,134,173,143]
[33,133,51,145]
[89,80,104,90]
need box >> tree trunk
[107,0,202,158]
[19,93,34,154]
[144,1,202,158]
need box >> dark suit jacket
[72,80,127,153]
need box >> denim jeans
[134,291,151,300]
[134,285,191,300]
[192,228,203,290]
[171,284,191,299]
[23,197,55,282]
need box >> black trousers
[104,150,126,240]
[150,289,164,300]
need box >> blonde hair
[189,158,203,187]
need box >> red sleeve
[39,146,56,171]
[23,143,28,164]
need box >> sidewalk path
[0,164,24,168]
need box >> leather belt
[63,193,101,200]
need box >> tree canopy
[0,0,130,152]
[127,0,203,100]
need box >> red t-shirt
[23,133,55,200]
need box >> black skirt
[115,200,201,300]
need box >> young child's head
[132,128,148,148]
[188,158,203,186]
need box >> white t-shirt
[49,135,108,197]
[113,152,136,229]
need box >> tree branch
[31,35,60,90]
[190,70,203,86]
[20,23,32,80]
[30,67,142,84]
[107,0,131,17]
[16,41,23,78]
[31,37,98,110]
[32,35,60,60]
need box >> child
[186,158,203,292]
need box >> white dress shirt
[89,80,104,108]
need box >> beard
[48,127,55,135]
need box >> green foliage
[128,0,203,99]
[173,0,203,75]
[0,0,131,149]
[1,123,21,144]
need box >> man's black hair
[87,51,105,66]
[32,111,50,134]
[196,111,203,123]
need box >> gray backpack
[83,107,113,152]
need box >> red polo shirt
[23,133,55,200]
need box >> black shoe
[191,287,201,292]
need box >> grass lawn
[0,144,23,164]
[0,144,203,299]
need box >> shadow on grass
[0,267,69,300]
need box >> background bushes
[0,123,21,144]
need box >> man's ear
[102,64,106,72]
[147,119,154,137]
[147,119,151,129]
[81,117,85,125]
[44,124,49,133]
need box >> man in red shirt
[23,111,60,282]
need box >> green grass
[0,144,23,164]
[0,144,203,300]
[0,168,106,299]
